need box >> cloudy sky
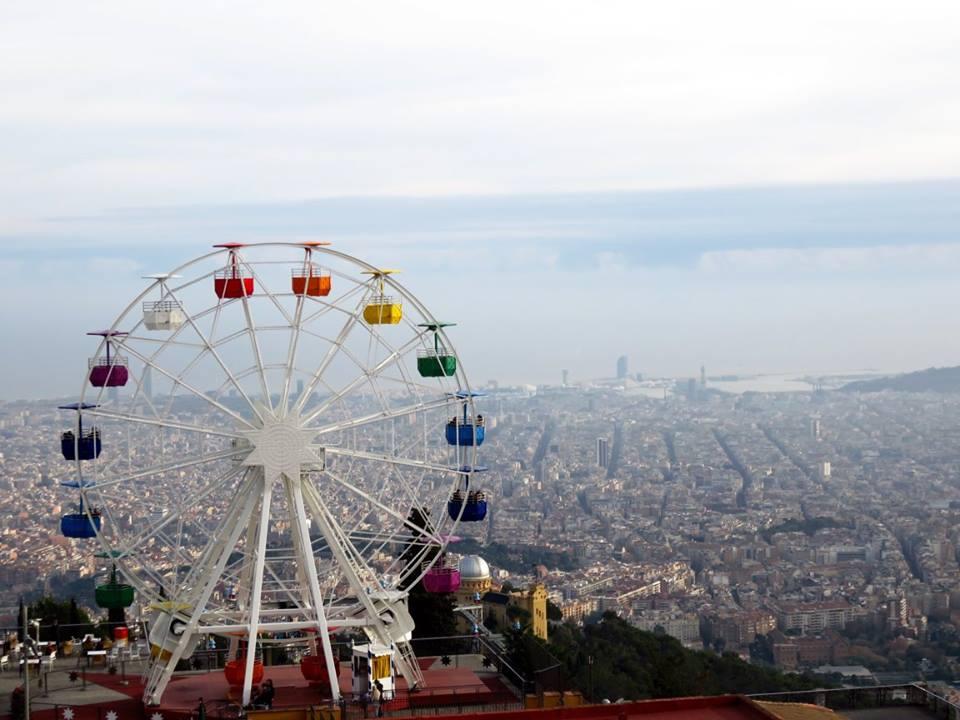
[2,1,960,398]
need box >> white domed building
[455,554,492,605]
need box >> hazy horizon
[3,179,960,400]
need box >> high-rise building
[297,379,305,397]
[616,355,629,379]
[810,418,822,441]
[562,369,569,386]
[109,385,119,405]
[596,437,609,468]
[818,461,831,481]
[700,364,706,388]
[142,365,153,400]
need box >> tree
[542,614,825,701]
[546,599,563,622]
[28,596,94,642]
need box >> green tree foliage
[514,614,823,701]
[456,539,578,573]
[546,599,563,622]
[27,596,94,641]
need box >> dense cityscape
[5,362,960,689]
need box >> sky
[2,1,960,398]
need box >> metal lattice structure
[59,243,485,705]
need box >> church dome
[459,555,490,581]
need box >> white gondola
[142,274,186,330]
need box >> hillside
[840,366,960,394]
[509,614,823,701]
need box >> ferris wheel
[56,243,488,706]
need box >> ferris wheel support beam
[301,479,424,690]
[242,471,274,707]
[98,463,245,583]
[283,476,319,657]
[289,475,341,700]
[229,483,263,663]
[144,471,261,705]
[319,466,444,545]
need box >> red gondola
[214,244,254,299]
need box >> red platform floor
[158,664,515,712]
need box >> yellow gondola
[362,269,402,324]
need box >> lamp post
[588,655,594,703]
[23,607,31,720]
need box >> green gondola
[417,322,457,377]
[95,566,135,609]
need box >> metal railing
[143,300,184,312]
[88,356,129,368]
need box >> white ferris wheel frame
[64,243,483,706]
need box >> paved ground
[0,658,147,715]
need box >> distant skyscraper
[616,355,629,379]
[562,369,569,386]
[596,437,609,468]
[810,418,822,441]
[818,461,831,480]
[700,364,706,388]
[297,379,305,397]
[143,365,153,400]
[109,385,119,404]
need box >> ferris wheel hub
[240,406,324,483]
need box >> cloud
[3,0,960,223]
[697,243,960,274]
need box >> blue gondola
[61,507,102,538]
[59,403,102,461]
[61,430,102,461]
[446,420,485,446]
[447,490,487,522]
[445,392,486,447]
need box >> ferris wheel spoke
[122,334,206,350]
[301,332,427,426]
[83,407,244,439]
[301,480,379,589]
[298,279,369,326]
[324,445,458,477]
[279,290,309,413]
[156,287,267,425]
[294,287,373,416]
[93,446,247,488]
[176,469,260,596]
[228,257,274,410]
[311,395,450,436]
[107,463,247,557]
[318,465,444,545]
[119,342,258,430]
